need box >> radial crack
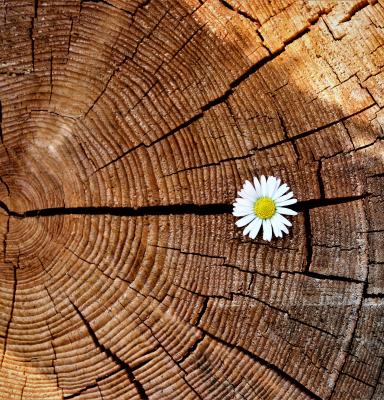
[292,193,370,212]
[328,283,365,398]
[2,215,9,261]
[178,334,205,364]
[303,209,313,273]
[69,300,149,400]
[0,176,10,196]
[63,383,99,399]
[90,6,336,169]
[137,318,204,400]
[340,0,378,23]
[218,0,261,26]
[0,100,3,143]
[162,104,376,178]
[0,266,17,368]
[230,291,338,338]
[201,329,323,400]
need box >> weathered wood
[0,0,383,399]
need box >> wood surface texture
[0,0,383,399]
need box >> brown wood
[0,0,383,398]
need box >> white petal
[272,183,290,200]
[266,176,276,197]
[233,206,254,217]
[260,175,267,196]
[270,214,289,236]
[233,203,253,212]
[233,203,253,210]
[274,213,292,227]
[276,198,297,207]
[234,197,254,207]
[272,213,292,236]
[253,176,261,195]
[247,218,263,239]
[243,217,262,237]
[238,189,250,198]
[235,214,256,227]
[270,177,281,198]
[270,216,281,238]
[262,219,273,241]
[276,206,298,216]
[242,180,257,198]
[275,191,294,203]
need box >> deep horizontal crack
[0,194,370,219]
[1,203,231,218]
[292,194,369,212]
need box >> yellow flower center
[254,197,276,219]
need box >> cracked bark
[0,0,383,399]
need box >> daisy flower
[233,176,298,241]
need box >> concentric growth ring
[0,1,383,399]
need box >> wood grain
[0,0,383,398]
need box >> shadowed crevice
[0,100,3,143]
[69,300,149,400]
[63,382,98,399]
[340,0,378,23]
[161,105,377,178]
[0,194,369,219]
[303,209,313,271]
[92,6,338,173]
[201,329,323,400]
[0,267,17,368]
[218,0,261,26]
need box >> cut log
[0,0,383,399]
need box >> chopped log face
[0,0,383,399]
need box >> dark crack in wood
[201,330,323,400]
[0,193,371,220]
[0,267,17,368]
[0,99,3,143]
[93,8,335,171]
[218,0,261,26]
[303,209,312,272]
[69,300,149,400]
[328,282,365,398]
[340,0,378,23]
